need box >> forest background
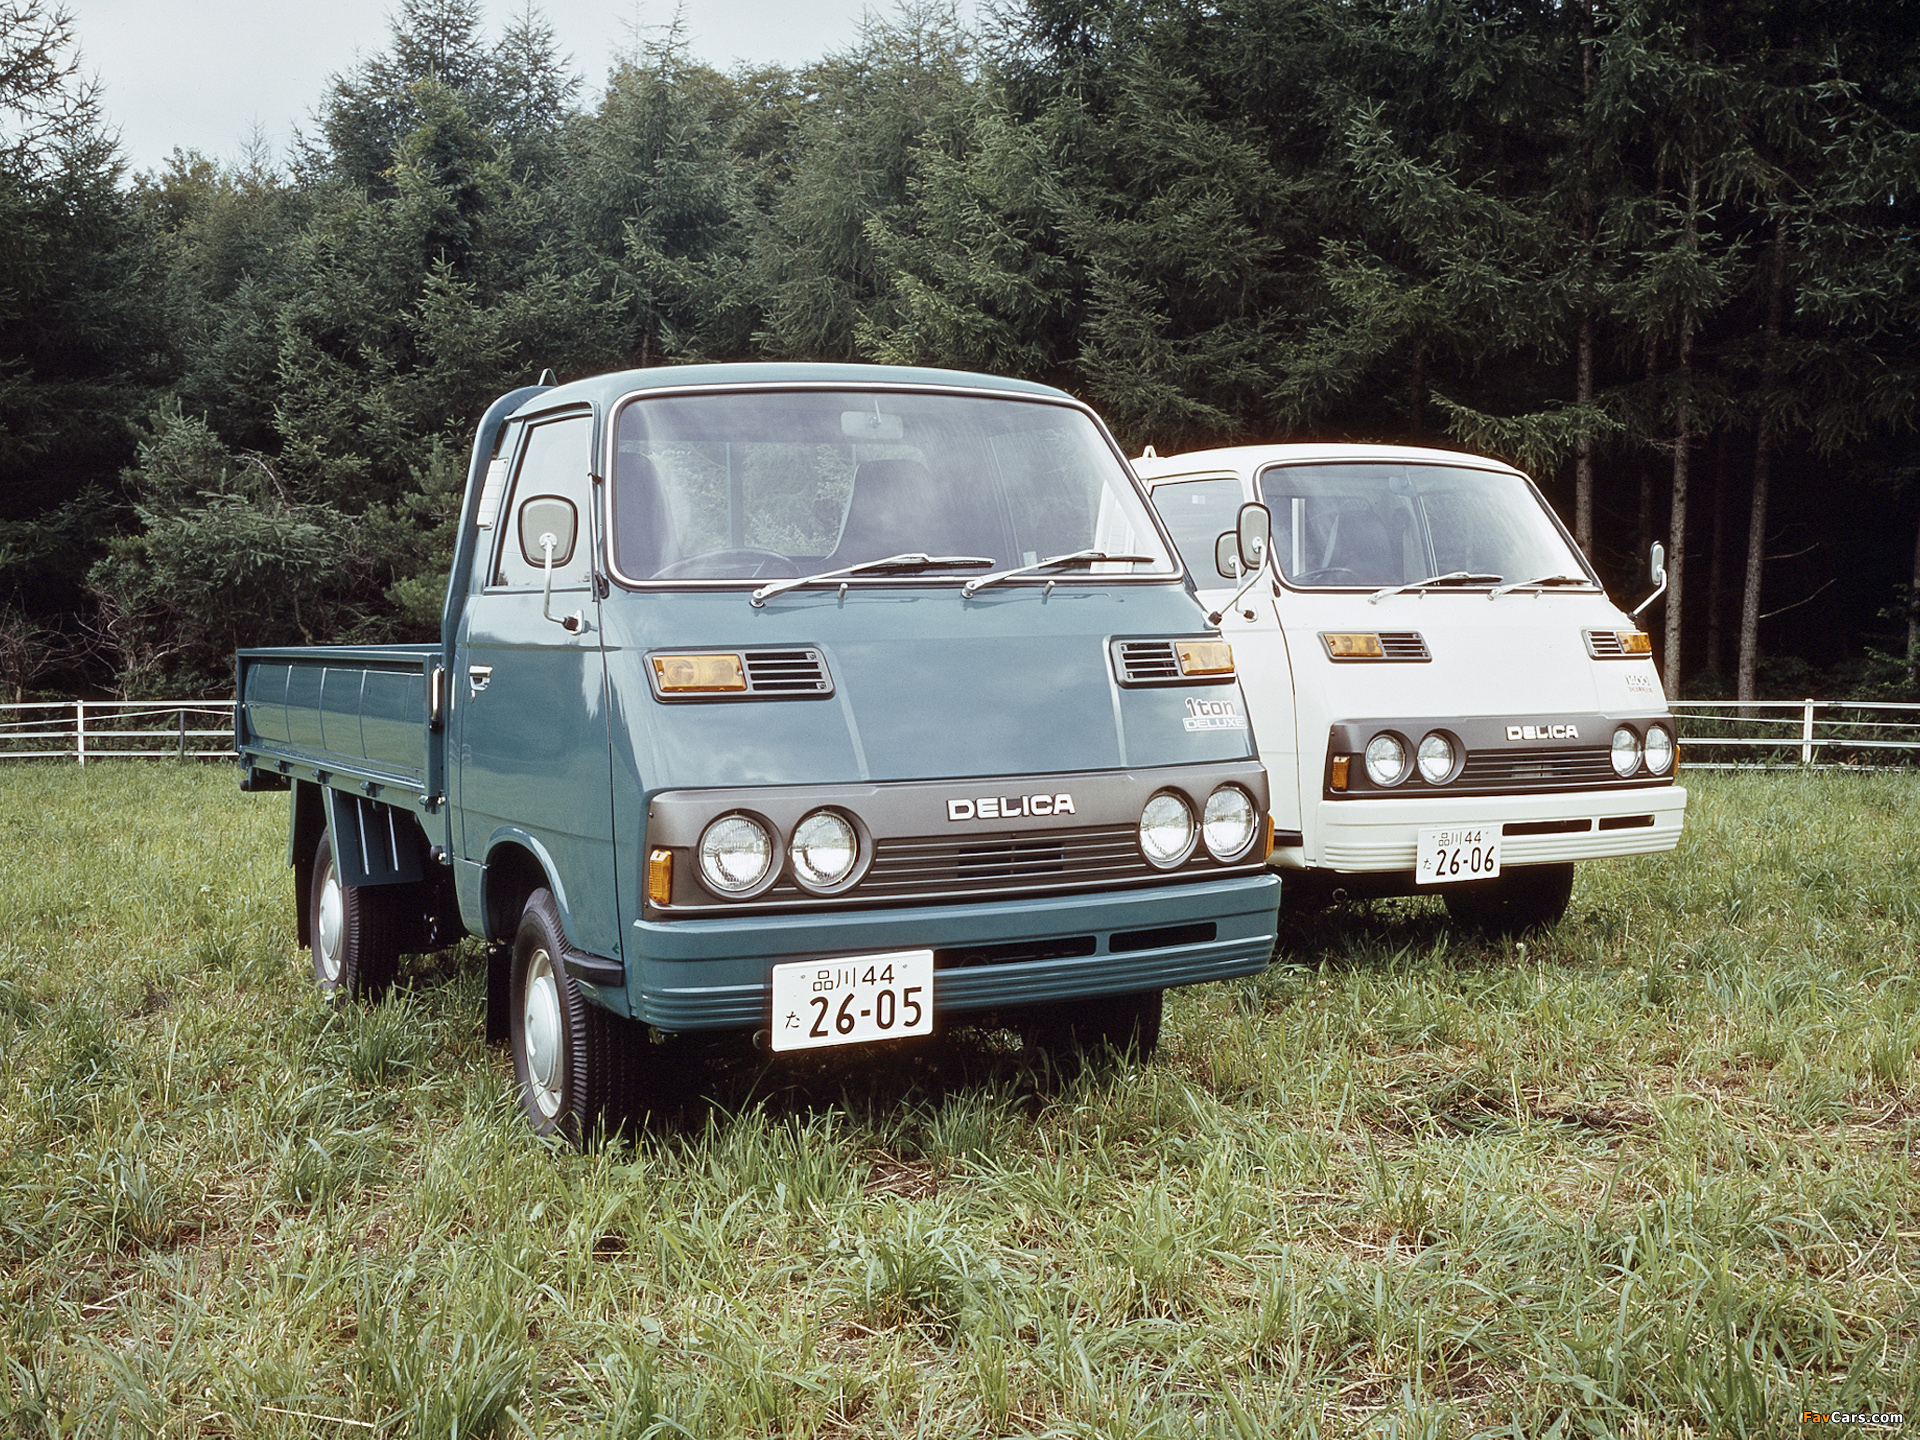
[1,0,1916,703]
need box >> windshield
[609,388,1174,585]
[1257,462,1589,589]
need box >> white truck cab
[1137,443,1687,931]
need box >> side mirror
[1236,501,1272,573]
[519,496,578,568]
[1207,502,1273,625]
[1632,540,1670,619]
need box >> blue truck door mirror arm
[540,535,585,634]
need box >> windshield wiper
[1488,573,1593,600]
[1367,571,1504,605]
[750,553,994,607]
[960,549,1157,598]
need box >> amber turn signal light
[1176,640,1235,676]
[1617,631,1653,654]
[1330,755,1350,791]
[1321,632,1385,660]
[651,653,746,692]
[646,848,673,906]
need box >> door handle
[467,664,492,698]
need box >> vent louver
[1585,630,1626,658]
[1378,632,1431,661]
[742,649,832,695]
[1115,639,1181,683]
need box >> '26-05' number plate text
[770,950,933,1052]
[1415,825,1501,885]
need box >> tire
[309,829,403,1002]
[509,888,649,1146]
[1442,862,1575,936]
[1025,988,1164,1074]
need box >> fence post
[177,707,187,759]
[1802,698,1816,767]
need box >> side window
[1147,476,1245,581]
[495,415,593,587]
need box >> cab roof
[510,361,1076,418]
[1132,442,1530,483]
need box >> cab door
[1145,473,1302,840]
[452,411,621,958]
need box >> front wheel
[1442,862,1575,936]
[310,829,402,1002]
[510,888,649,1146]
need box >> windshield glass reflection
[610,389,1174,585]
[1256,462,1587,590]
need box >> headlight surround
[1610,726,1642,778]
[1202,785,1257,861]
[1643,723,1674,775]
[1364,732,1409,787]
[789,809,859,891]
[1416,732,1456,785]
[1139,791,1197,868]
[697,813,775,896]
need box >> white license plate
[770,950,934,1052]
[1415,825,1501,885]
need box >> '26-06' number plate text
[1415,825,1501,885]
[770,950,933,1052]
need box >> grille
[862,824,1159,898]
[1458,747,1619,791]
[1113,639,1181,684]
[1585,630,1625,658]
[1379,631,1431,661]
[742,649,831,695]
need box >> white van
[1135,443,1687,931]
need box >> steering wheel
[1294,567,1360,585]
[651,548,800,581]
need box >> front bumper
[625,872,1280,1031]
[1305,785,1686,873]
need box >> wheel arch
[480,832,571,947]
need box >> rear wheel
[1442,862,1575,935]
[309,829,402,1002]
[1025,988,1163,1074]
[509,888,649,1146]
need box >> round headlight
[1416,732,1455,785]
[790,809,858,889]
[1364,733,1408,787]
[1202,785,1257,860]
[1610,726,1641,778]
[1643,724,1674,775]
[1139,792,1196,868]
[698,814,774,895]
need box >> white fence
[0,700,235,763]
[1668,699,1920,769]
[2,696,1917,771]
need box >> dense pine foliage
[1,0,1916,698]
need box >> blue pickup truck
[235,363,1281,1141]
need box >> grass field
[1,764,1915,1437]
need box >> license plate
[1415,825,1501,885]
[770,950,934,1052]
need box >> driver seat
[825,458,953,568]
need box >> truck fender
[479,829,625,995]
[290,781,433,949]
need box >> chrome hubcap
[522,947,564,1120]
[315,863,344,983]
